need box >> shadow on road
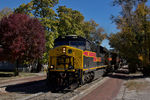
[5,79,51,94]
[5,79,72,94]
[107,73,145,80]
[107,69,146,80]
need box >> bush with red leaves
[0,13,45,62]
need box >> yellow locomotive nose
[49,45,83,71]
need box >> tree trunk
[14,60,19,76]
[128,63,137,73]
[37,59,42,72]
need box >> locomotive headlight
[50,65,54,69]
[62,47,66,53]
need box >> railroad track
[0,75,47,100]
[26,77,107,100]
[0,74,107,100]
[0,75,46,88]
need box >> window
[54,40,86,50]
[54,41,69,47]
[69,41,85,46]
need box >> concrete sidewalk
[115,74,150,100]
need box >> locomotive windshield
[69,41,85,46]
[54,35,87,50]
[54,41,69,46]
[54,41,85,49]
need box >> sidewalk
[81,77,123,100]
[115,74,150,100]
[79,72,150,100]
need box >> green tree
[57,6,106,45]
[57,6,85,36]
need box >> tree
[83,19,106,45]
[0,13,45,75]
[83,19,99,40]
[15,0,59,63]
[57,6,106,45]
[90,27,106,45]
[0,7,12,20]
[134,3,150,75]
[109,0,150,74]
[14,1,106,65]
[57,6,85,36]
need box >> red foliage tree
[0,14,45,74]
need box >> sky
[0,0,142,49]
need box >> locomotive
[46,35,119,90]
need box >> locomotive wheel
[81,74,85,85]
[80,73,92,84]
[90,72,94,82]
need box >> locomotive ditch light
[68,65,74,69]
[62,47,66,53]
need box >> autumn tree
[0,7,12,20]
[82,19,106,45]
[134,3,150,75]
[0,13,45,75]
[15,0,59,63]
[109,0,150,74]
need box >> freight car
[46,35,119,90]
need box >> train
[46,35,120,90]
